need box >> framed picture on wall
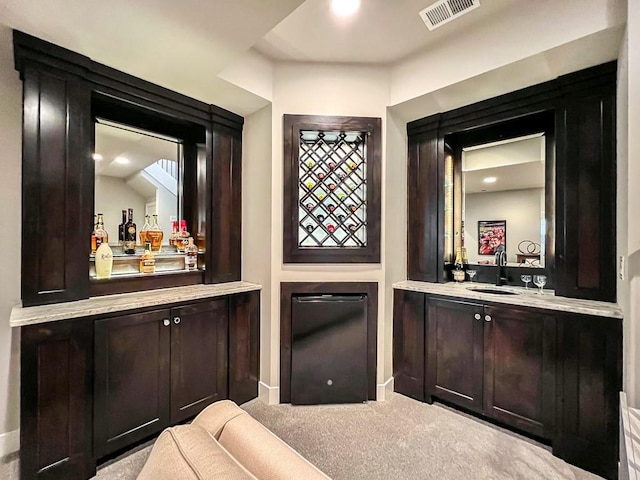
[478,220,506,255]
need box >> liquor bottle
[139,215,150,246]
[139,241,156,274]
[196,221,206,252]
[124,208,136,254]
[95,242,113,279]
[92,214,108,253]
[91,215,97,253]
[118,209,127,246]
[184,237,198,271]
[147,214,164,252]
[176,219,190,252]
[169,220,178,248]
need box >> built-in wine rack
[297,130,367,248]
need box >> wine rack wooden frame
[283,115,381,263]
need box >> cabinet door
[556,314,621,480]
[426,297,484,412]
[483,305,556,438]
[94,309,171,458]
[21,320,94,480]
[170,300,228,423]
[228,291,260,405]
[392,289,425,401]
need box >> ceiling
[0,0,624,116]
[254,0,514,64]
[463,136,545,194]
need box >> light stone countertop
[10,281,262,327]
[393,280,623,319]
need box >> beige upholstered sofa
[137,400,331,480]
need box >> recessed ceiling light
[115,156,129,165]
[331,0,360,17]
[483,176,497,183]
[92,153,103,161]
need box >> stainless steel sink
[466,287,519,295]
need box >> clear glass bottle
[139,241,156,274]
[139,215,150,247]
[147,214,163,253]
[184,237,198,271]
[91,213,108,254]
[169,220,178,249]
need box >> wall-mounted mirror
[94,119,183,248]
[462,133,545,268]
[444,110,555,287]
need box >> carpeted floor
[0,392,604,479]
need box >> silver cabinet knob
[474,313,481,320]
[485,315,492,322]
[163,319,170,327]
[173,316,181,325]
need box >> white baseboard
[0,429,19,458]
[376,377,394,401]
[258,381,280,405]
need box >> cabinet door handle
[163,319,170,327]
[173,316,181,325]
[484,315,492,322]
[474,313,481,320]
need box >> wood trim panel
[21,320,94,480]
[280,282,378,403]
[392,289,425,401]
[228,291,260,405]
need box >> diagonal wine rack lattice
[298,130,367,248]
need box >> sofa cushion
[217,413,331,480]
[136,424,257,480]
[193,399,248,439]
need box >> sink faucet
[495,245,507,286]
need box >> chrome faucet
[495,246,508,286]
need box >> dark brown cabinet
[20,320,93,480]
[392,289,425,400]
[93,300,228,458]
[426,298,484,412]
[20,290,259,480]
[555,313,622,480]
[94,309,172,458]
[393,289,621,479]
[482,304,556,438]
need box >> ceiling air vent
[419,0,480,31]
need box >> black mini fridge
[291,294,367,405]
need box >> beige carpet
[0,392,604,479]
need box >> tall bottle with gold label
[139,241,156,274]
[124,208,136,254]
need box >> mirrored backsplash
[462,133,545,268]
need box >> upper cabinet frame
[406,62,617,302]
[13,30,244,306]
[283,114,382,263]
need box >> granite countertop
[10,281,262,327]
[393,280,622,319]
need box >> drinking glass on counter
[521,274,532,290]
[533,275,547,294]
[467,270,477,282]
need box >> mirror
[94,119,183,249]
[461,133,545,268]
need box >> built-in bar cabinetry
[13,283,260,480]
[393,283,622,479]
[13,30,243,306]
[407,62,616,302]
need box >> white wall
[241,104,274,400]
[94,175,147,243]
[0,25,23,456]
[465,189,544,266]
[260,62,394,401]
